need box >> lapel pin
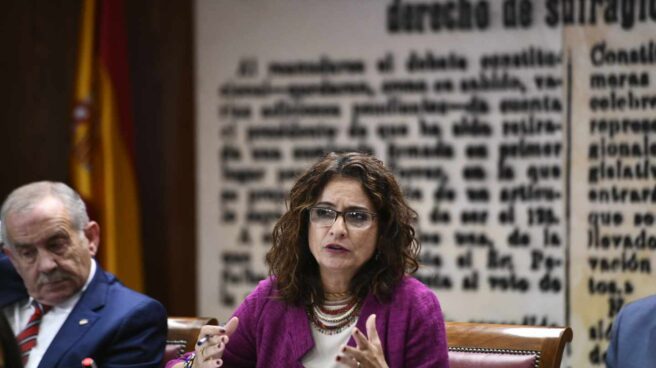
[79,318,89,326]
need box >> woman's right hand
[193,316,239,367]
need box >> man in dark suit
[0,181,167,368]
[606,295,656,368]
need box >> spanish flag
[70,0,144,291]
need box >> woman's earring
[375,250,380,261]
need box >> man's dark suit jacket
[0,253,167,368]
[606,295,656,368]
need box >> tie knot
[32,302,52,316]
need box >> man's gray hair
[0,181,89,248]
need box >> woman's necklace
[325,291,350,299]
[308,295,361,335]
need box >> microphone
[81,357,98,368]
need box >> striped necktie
[17,302,52,365]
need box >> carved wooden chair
[446,321,573,368]
[164,316,219,365]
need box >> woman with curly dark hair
[168,152,449,368]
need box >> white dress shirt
[302,318,357,368]
[2,259,96,368]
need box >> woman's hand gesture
[338,314,389,368]
[193,316,239,367]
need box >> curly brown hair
[266,151,420,306]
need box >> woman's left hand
[337,314,389,368]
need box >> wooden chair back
[446,322,573,368]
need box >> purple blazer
[169,276,449,368]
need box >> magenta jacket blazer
[169,276,448,367]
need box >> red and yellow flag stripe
[71,0,144,291]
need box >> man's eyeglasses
[309,207,376,229]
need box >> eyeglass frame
[308,206,377,229]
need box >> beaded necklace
[308,296,362,335]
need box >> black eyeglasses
[309,207,377,229]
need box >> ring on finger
[356,361,361,367]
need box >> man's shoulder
[94,268,165,314]
[626,294,656,308]
[613,294,656,340]
[620,294,656,319]
[607,294,656,367]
